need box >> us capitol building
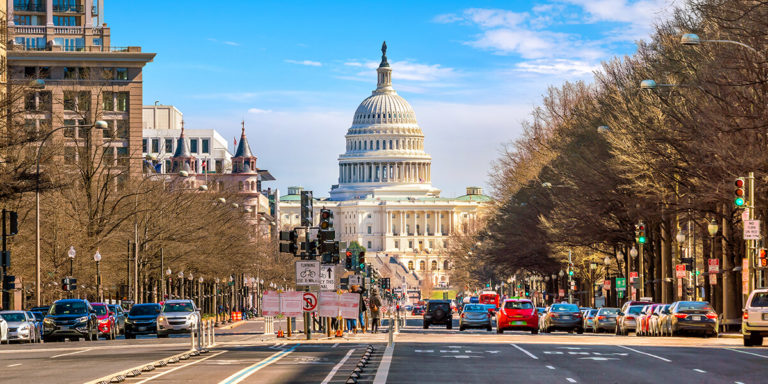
[279,43,490,294]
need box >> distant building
[143,118,232,175]
[279,43,491,293]
[143,104,182,130]
[8,0,155,176]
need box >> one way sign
[320,264,335,291]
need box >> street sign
[640,297,653,302]
[558,289,565,297]
[616,278,626,291]
[318,291,339,317]
[676,264,686,279]
[339,292,360,319]
[320,264,335,291]
[742,208,750,222]
[302,292,318,312]
[295,260,320,286]
[348,274,362,286]
[708,258,720,273]
[709,273,717,285]
[629,272,638,279]
[744,220,761,240]
[603,280,611,290]
[742,258,750,293]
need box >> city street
[1,317,766,383]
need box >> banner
[262,291,280,317]
[318,291,339,317]
[281,291,304,317]
[339,292,360,319]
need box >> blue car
[124,303,162,339]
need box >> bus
[479,291,500,312]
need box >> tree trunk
[722,204,738,324]
[661,215,672,303]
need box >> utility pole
[568,249,573,304]
[748,172,756,298]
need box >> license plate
[512,321,526,325]
[762,313,768,321]
[138,327,147,331]
[692,316,701,321]
[562,316,570,319]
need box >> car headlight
[76,316,88,323]
[19,324,30,331]
[44,318,55,325]
[125,318,133,324]
[158,316,165,322]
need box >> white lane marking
[694,369,706,373]
[331,343,338,348]
[546,365,555,370]
[218,344,299,384]
[617,345,671,362]
[415,349,434,353]
[373,344,395,384]
[726,348,768,359]
[135,351,226,383]
[320,348,355,384]
[511,344,538,360]
[566,378,577,383]
[735,381,746,384]
[7,363,22,367]
[51,348,92,358]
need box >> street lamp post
[214,277,220,326]
[604,256,612,306]
[94,250,102,302]
[676,230,686,300]
[165,268,171,300]
[198,277,204,312]
[708,220,719,308]
[630,246,638,300]
[589,262,597,307]
[67,246,76,298]
[178,271,184,299]
[35,120,108,306]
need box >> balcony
[14,1,46,12]
[53,3,83,12]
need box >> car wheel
[531,328,538,335]
[157,333,169,338]
[497,327,503,334]
[743,335,753,347]
[545,327,552,333]
[576,328,584,335]
[125,332,133,339]
[447,322,452,330]
[423,322,429,329]
[752,334,764,346]
[459,326,464,331]
[486,325,492,332]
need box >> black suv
[42,299,98,342]
[124,303,162,339]
[423,300,453,329]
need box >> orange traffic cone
[277,329,285,338]
[335,329,343,337]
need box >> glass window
[463,305,486,312]
[24,67,36,78]
[50,301,88,315]
[551,304,579,312]
[102,91,114,111]
[93,38,102,46]
[77,91,90,111]
[142,138,147,153]
[116,120,128,139]
[161,302,195,313]
[151,139,159,153]
[116,92,128,112]
[367,241,372,249]
[63,67,77,79]
[39,67,51,79]
[190,139,198,153]
[408,261,413,270]
[504,301,533,309]
[1,313,27,322]
[129,304,161,316]
[165,138,173,153]
[92,305,108,316]
[102,120,114,138]
[750,293,768,307]
[367,226,371,234]
[24,92,37,111]
[201,139,209,154]
[116,68,128,80]
[63,91,76,111]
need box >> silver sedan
[0,311,39,343]
[459,304,492,331]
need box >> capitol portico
[279,43,490,295]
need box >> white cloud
[223,41,240,46]
[247,108,272,114]
[344,62,363,67]
[285,59,323,67]
[207,38,241,47]
[515,59,600,76]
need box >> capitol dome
[330,42,440,201]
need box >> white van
[742,288,768,346]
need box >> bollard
[395,310,400,334]
[388,314,393,346]
[201,320,206,349]
[190,323,196,351]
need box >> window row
[142,137,210,155]
[23,65,129,80]
[347,138,422,151]
[406,260,450,271]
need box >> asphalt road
[1,316,767,383]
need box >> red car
[91,303,118,340]
[637,304,661,336]
[496,299,538,334]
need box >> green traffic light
[735,197,745,206]
[568,270,574,276]
[638,236,646,244]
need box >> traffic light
[358,251,366,270]
[636,222,646,244]
[734,178,746,207]
[300,190,313,227]
[568,264,574,277]
[279,230,298,255]
[61,277,77,291]
[304,240,318,257]
[760,248,767,267]
[7,211,17,236]
[345,251,353,270]
[3,275,15,290]
[318,209,337,254]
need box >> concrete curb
[719,333,741,339]
[217,320,247,330]
[83,346,212,384]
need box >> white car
[156,300,200,338]
[0,311,39,343]
[743,288,768,346]
[0,316,7,343]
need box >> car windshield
[1,313,26,322]
[429,303,450,311]
[600,308,619,315]
[163,303,195,313]
[130,305,161,316]
[551,304,578,312]
[627,306,643,315]
[588,309,598,316]
[92,305,108,316]
[108,305,121,313]
[463,305,485,312]
[750,292,768,307]
[504,301,533,309]
[31,312,45,321]
[677,302,712,311]
[50,302,88,315]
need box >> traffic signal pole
[748,172,756,298]
[568,249,573,304]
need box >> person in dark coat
[370,289,383,333]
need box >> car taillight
[674,314,687,319]
[743,311,749,320]
[575,313,582,318]
[587,316,593,319]
[461,313,465,318]
[626,316,635,320]
[705,313,718,319]
[597,316,605,320]
[551,313,559,318]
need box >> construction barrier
[264,316,275,334]
[232,311,242,321]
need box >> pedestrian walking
[370,289,382,333]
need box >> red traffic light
[346,251,352,257]
[321,210,332,219]
[735,179,745,188]
[760,249,767,259]
[638,225,644,230]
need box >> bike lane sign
[296,260,321,286]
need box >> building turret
[232,121,258,174]
[171,121,196,174]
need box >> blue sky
[108,0,678,197]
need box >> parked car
[540,303,583,334]
[29,306,50,315]
[0,311,38,343]
[108,304,127,335]
[583,309,598,332]
[412,306,425,316]
[637,304,662,336]
[616,305,644,335]
[157,300,200,338]
[459,304,492,331]
[423,300,453,329]
[0,316,7,344]
[743,288,768,346]
[125,303,162,339]
[593,307,619,333]
[28,311,45,341]
[42,299,98,342]
[496,299,538,334]
[91,303,117,340]
[666,301,718,337]
[648,304,670,336]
